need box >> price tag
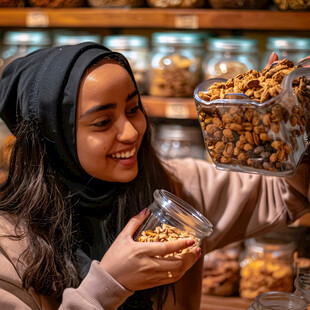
[165,101,190,119]
[26,11,49,27]
[174,15,199,29]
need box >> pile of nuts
[198,59,310,174]
[147,0,203,8]
[239,257,294,299]
[150,53,201,97]
[137,223,200,257]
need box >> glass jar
[103,35,149,94]
[202,242,241,296]
[262,37,310,69]
[273,0,310,11]
[239,232,296,299]
[153,124,206,160]
[0,119,13,182]
[0,30,51,77]
[134,189,213,247]
[203,37,259,80]
[87,0,143,7]
[147,0,204,8]
[53,32,101,46]
[209,0,268,9]
[149,32,205,97]
[247,292,307,310]
[294,273,310,304]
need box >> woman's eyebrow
[127,89,139,102]
[79,103,116,119]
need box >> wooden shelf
[142,96,197,119]
[0,8,310,30]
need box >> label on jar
[174,15,199,29]
[26,12,49,27]
[165,101,190,119]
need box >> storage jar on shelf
[273,0,310,11]
[149,32,205,97]
[209,0,269,9]
[262,37,310,69]
[239,232,296,299]
[152,124,206,160]
[247,291,308,310]
[0,30,51,77]
[203,37,259,80]
[0,0,25,7]
[294,272,310,304]
[53,32,101,46]
[103,35,149,94]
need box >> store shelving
[0,8,310,30]
[0,7,309,119]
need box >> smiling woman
[76,60,147,182]
[0,43,308,310]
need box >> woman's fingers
[145,238,198,257]
[120,208,150,237]
[265,52,279,69]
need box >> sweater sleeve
[164,158,309,253]
[60,261,133,310]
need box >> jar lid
[153,189,213,238]
[103,35,149,49]
[54,32,101,45]
[152,32,205,46]
[266,37,310,51]
[245,232,296,253]
[3,31,51,46]
[207,37,258,52]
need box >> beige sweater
[0,158,309,310]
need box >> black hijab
[0,42,154,309]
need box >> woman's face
[76,60,147,183]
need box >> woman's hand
[99,209,201,291]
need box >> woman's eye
[92,119,111,128]
[127,105,140,116]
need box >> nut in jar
[194,58,310,176]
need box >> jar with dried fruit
[103,35,149,94]
[247,291,308,310]
[53,32,101,46]
[239,232,296,300]
[202,242,241,296]
[203,37,259,80]
[262,37,310,69]
[134,189,213,250]
[28,0,84,7]
[87,0,143,7]
[0,30,51,77]
[149,32,205,97]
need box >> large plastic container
[134,189,213,249]
[194,59,310,177]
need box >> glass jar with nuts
[149,32,205,97]
[239,232,296,300]
[194,58,310,177]
[134,189,213,253]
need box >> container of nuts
[194,58,310,176]
[134,189,213,254]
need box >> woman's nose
[116,120,138,143]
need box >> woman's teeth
[111,148,135,159]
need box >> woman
[0,43,308,310]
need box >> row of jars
[203,229,310,308]
[1,0,309,10]
[0,30,310,96]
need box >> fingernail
[139,208,147,214]
[270,52,276,62]
[196,247,202,257]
